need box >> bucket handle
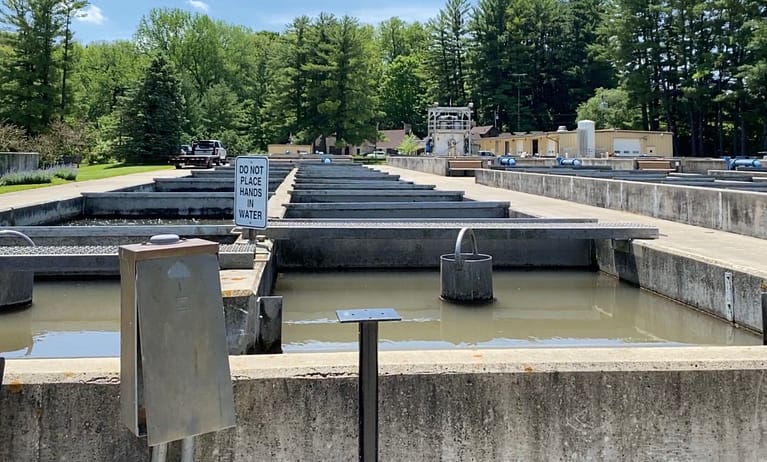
[454,228,478,268]
[0,230,35,246]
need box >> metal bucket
[0,230,35,310]
[440,228,494,304]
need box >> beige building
[267,144,312,155]
[478,128,674,158]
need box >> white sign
[234,156,269,229]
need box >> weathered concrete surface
[4,348,767,461]
[283,201,510,219]
[0,225,237,246]
[388,156,450,175]
[274,236,594,269]
[0,271,33,308]
[708,170,767,180]
[0,152,39,175]
[269,220,657,269]
[476,169,767,239]
[288,189,465,203]
[82,192,235,217]
[681,158,726,174]
[153,177,284,192]
[0,243,256,275]
[0,197,83,226]
[598,239,766,331]
[265,166,296,221]
[292,182,435,190]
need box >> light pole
[511,73,527,132]
[467,102,474,156]
[598,95,608,129]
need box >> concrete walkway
[373,165,767,279]
[0,168,190,209]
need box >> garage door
[613,138,641,156]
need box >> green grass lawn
[0,163,174,194]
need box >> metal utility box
[119,238,235,446]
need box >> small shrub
[87,138,119,165]
[29,120,93,166]
[52,166,78,180]
[0,123,30,152]
[1,169,54,185]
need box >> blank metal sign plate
[336,308,401,323]
[136,253,235,446]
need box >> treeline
[0,0,765,163]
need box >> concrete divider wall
[477,169,767,239]
[681,158,726,173]
[581,158,636,169]
[0,197,83,226]
[3,350,767,461]
[596,240,766,330]
[274,237,594,269]
[0,152,39,175]
[388,156,449,175]
[82,192,234,217]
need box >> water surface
[0,271,758,358]
[276,270,759,352]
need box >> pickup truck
[172,140,228,169]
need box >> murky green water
[276,270,760,352]
[0,271,758,358]
[0,280,120,358]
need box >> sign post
[234,156,269,230]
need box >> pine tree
[121,54,184,164]
[57,0,87,120]
[0,0,65,134]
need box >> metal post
[0,357,5,386]
[359,322,378,461]
[517,86,520,132]
[511,73,527,133]
[762,289,767,345]
[336,308,401,462]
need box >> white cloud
[187,0,209,12]
[76,5,106,25]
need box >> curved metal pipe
[454,228,478,267]
[0,230,35,246]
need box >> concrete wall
[0,152,39,175]
[0,197,83,226]
[388,156,449,175]
[476,169,767,239]
[597,239,767,331]
[681,158,726,174]
[274,236,594,269]
[82,192,234,218]
[3,348,767,461]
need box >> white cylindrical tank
[577,120,596,158]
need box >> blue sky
[72,1,451,43]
